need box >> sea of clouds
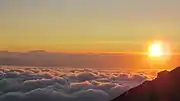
[0,66,155,101]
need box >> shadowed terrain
[111,67,180,101]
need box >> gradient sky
[1,0,180,53]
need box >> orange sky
[1,1,180,53]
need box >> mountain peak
[157,70,169,78]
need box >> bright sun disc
[148,42,164,57]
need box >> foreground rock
[111,67,180,101]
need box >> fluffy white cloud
[0,66,151,101]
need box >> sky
[1,0,180,53]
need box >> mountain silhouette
[111,67,180,101]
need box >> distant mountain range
[111,67,180,101]
[0,50,149,69]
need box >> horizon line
[1,50,180,56]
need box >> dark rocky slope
[111,67,180,101]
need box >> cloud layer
[0,66,150,101]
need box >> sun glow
[147,41,173,70]
[148,41,165,57]
[148,41,170,57]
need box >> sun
[148,41,164,57]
